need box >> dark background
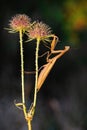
[0,0,87,130]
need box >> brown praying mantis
[37,35,70,91]
[25,35,70,91]
[25,35,70,92]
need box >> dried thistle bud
[9,14,31,33]
[27,21,52,41]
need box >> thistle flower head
[9,14,31,33]
[27,21,52,42]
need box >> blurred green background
[0,0,87,130]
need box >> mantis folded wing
[37,46,70,91]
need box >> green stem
[19,30,26,110]
[28,120,32,130]
[33,38,40,108]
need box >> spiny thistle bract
[27,21,52,42]
[9,14,31,33]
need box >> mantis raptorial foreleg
[50,35,59,52]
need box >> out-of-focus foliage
[63,0,87,44]
[36,0,87,45]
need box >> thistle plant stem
[28,120,32,130]
[19,30,26,116]
[33,38,40,108]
